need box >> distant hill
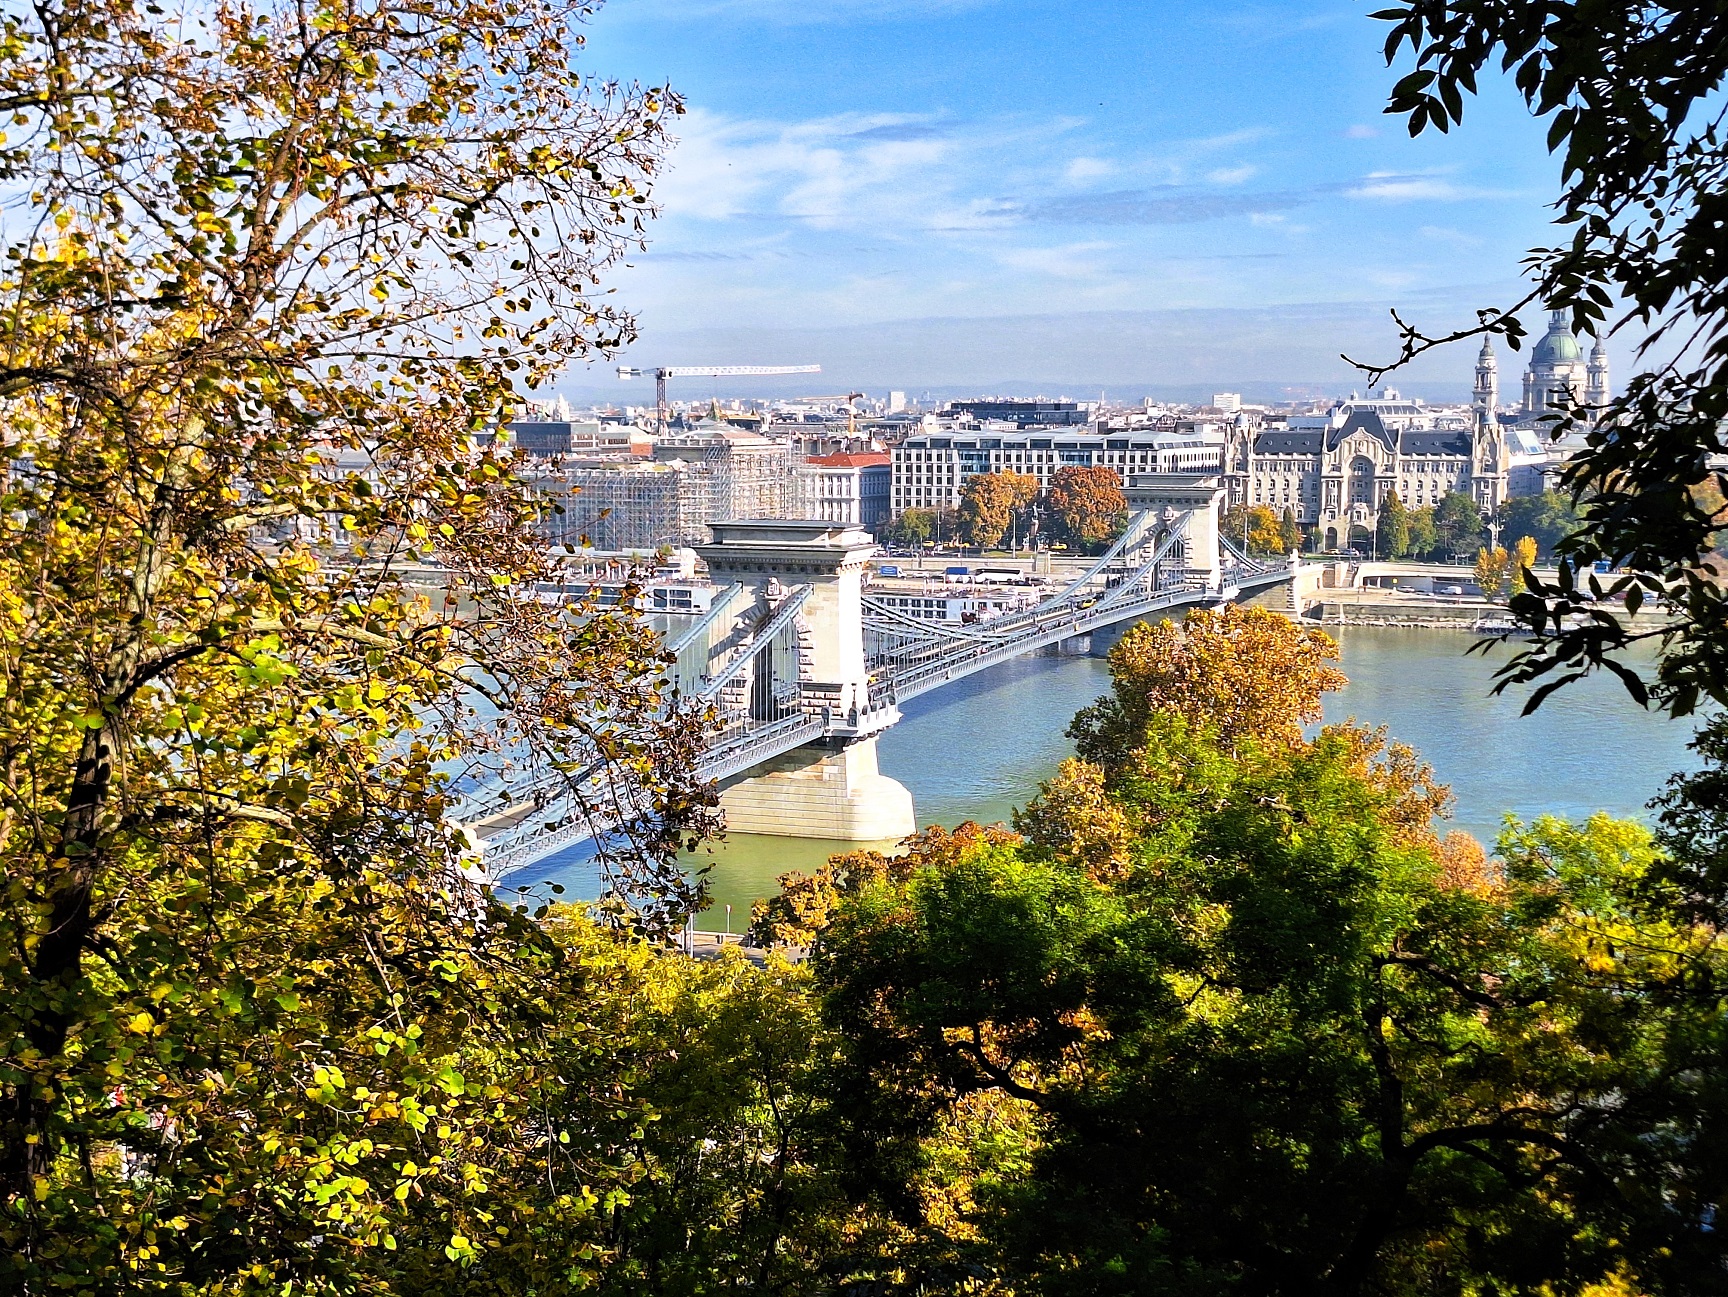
[548,291,1580,407]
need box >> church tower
[1472,337,1506,502]
[1473,336,1499,419]
[1585,338,1611,415]
[1523,309,1587,416]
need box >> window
[1349,456,1375,505]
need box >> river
[502,627,1702,928]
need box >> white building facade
[890,426,1227,515]
[792,452,891,527]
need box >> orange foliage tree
[748,822,1022,947]
[1043,465,1127,550]
[959,471,1040,548]
[1069,603,1349,768]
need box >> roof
[1327,410,1398,453]
[1532,312,1584,366]
[806,452,890,468]
[1255,432,1324,454]
[1253,421,1472,458]
[1398,430,1473,456]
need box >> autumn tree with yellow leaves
[958,471,1039,548]
[0,0,718,1289]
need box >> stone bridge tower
[694,520,915,842]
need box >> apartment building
[890,426,1226,515]
[792,452,891,528]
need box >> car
[1339,547,1363,558]
[1441,584,1464,595]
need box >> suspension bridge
[463,473,1302,877]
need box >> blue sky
[564,0,1574,402]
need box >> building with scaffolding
[652,423,797,525]
[529,424,802,552]
[531,460,707,552]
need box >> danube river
[504,628,1702,929]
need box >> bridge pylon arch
[694,520,916,842]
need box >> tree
[883,508,934,547]
[1499,491,1582,558]
[1280,506,1303,554]
[1069,603,1348,769]
[0,1,713,1288]
[1044,465,1128,551]
[748,822,1020,948]
[1406,505,1439,558]
[1223,503,1284,555]
[1434,490,1484,557]
[1475,545,1511,599]
[542,912,846,1295]
[959,472,1039,549]
[812,644,1728,1293]
[1509,534,1539,596]
[1378,491,1412,558]
[1366,4,1728,716]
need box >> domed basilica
[1475,308,1610,425]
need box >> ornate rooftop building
[1222,310,1613,552]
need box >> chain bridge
[467,473,1301,878]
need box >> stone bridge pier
[695,520,916,842]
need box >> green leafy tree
[1495,490,1580,558]
[1378,491,1413,558]
[1365,4,1728,715]
[813,687,1726,1295]
[1280,506,1303,554]
[543,914,845,1295]
[0,1,715,1289]
[883,508,934,547]
[1434,490,1484,557]
[1405,504,1439,558]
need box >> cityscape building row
[890,421,1230,515]
[492,311,1608,555]
[1221,311,1608,548]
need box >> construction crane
[788,392,866,435]
[615,363,820,432]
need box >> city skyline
[561,0,1596,402]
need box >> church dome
[1531,311,1583,365]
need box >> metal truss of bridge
[467,473,1297,879]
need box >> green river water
[504,627,1702,928]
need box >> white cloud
[1348,174,1510,201]
[1206,164,1257,186]
[655,108,963,229]
[1065,156,1116,182]
[1344,124,1379,140]
[1419,225,1484,248]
